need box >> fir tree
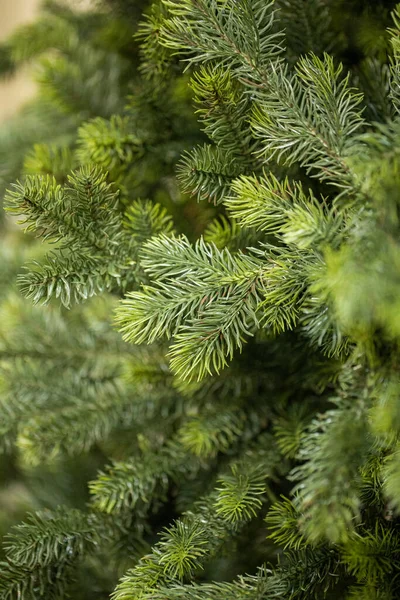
[2,1,400,599]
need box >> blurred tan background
[0,0,92,121]
[0,0,40,120]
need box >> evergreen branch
[160,0,284,76]
[37,42,127,119]
[168,277,262,380]
[203,216,261,252]
[251,54,364,194]
[369,376,400,440]
[16,384,132,465]
[0,365,110,454]
[278,546,341,599]
[346,583,394,600]
[0,293,128,368]
[273,403,313,459]
[189,66,255,161]
[0,561,71,600]
[116,234,263,356]
[130,568,285,600]
[136,2,174,84]
[117,235,324,380]
[177,144,241,205]
[227,173,295,234]
[113,435,280,599]
[291,400,370,543]
[0,294,138,454]
[354,58,393,123]
[116,282,210,345]
[174,355,273,403]
[228,172,345,249]
[123,200,175,243]
[158,520,210,579]
[0,508,101,599]
[275,0,336,60]
[5,166,121,253]
[17,255,113,307]
[0,97,78,204]
[90,441,200,514]
[138,232,263,286]
[138,545,340,598]
[77,115,144,175]
[256,246,310,335]
[162,1,363,196]
[177,408,247,458]
[383,443,400,514]
[7,168,174,307]
[5,352,180,463]
[3,508,97,569]
[214,464,266,523]
[341,524,400,586]
[299,258,350,358]
[265,496,307,550]
[3,1,400,597]
[23,143,76,182]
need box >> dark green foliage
[2,1,400,599]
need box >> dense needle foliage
[1,0,400,598]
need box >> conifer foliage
[2,0,400,599]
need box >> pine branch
[0,293,142,456]
[136,2,176,84]
[116,235,264,380]
[214,464,266,523]
[4,508,97,569]
[168,280,262,380]
[275,0,337,60]
[189,66,256,162]
[89,440,201,514]
[299,257,350,358]
[383,443,400,514]
[0,561,71,600]
[0,509,100,599]
[227,172,344,249]
[6,168,175,307]
[113,435,280,599]
[291,399,370,543]
[272,403,314,459]
[130,568,284,600]
[265,496,307,551]
[16,383,132,465]
[251,54,364,194]
[23,143,76,182]
[123,200,175,243]
[177,408,247,458]
[162,2,364,195]
[255,245,310,335]
[6,167,121,253]
[203,216,262,252]
[177,144,241,205]
[277,546,340,599]
[354,58,393,123]
[37,42,127,118]
[341,524,400,587]
[160,0,284,78]
[77,115,144,177]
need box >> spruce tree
[2,1,400,599]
